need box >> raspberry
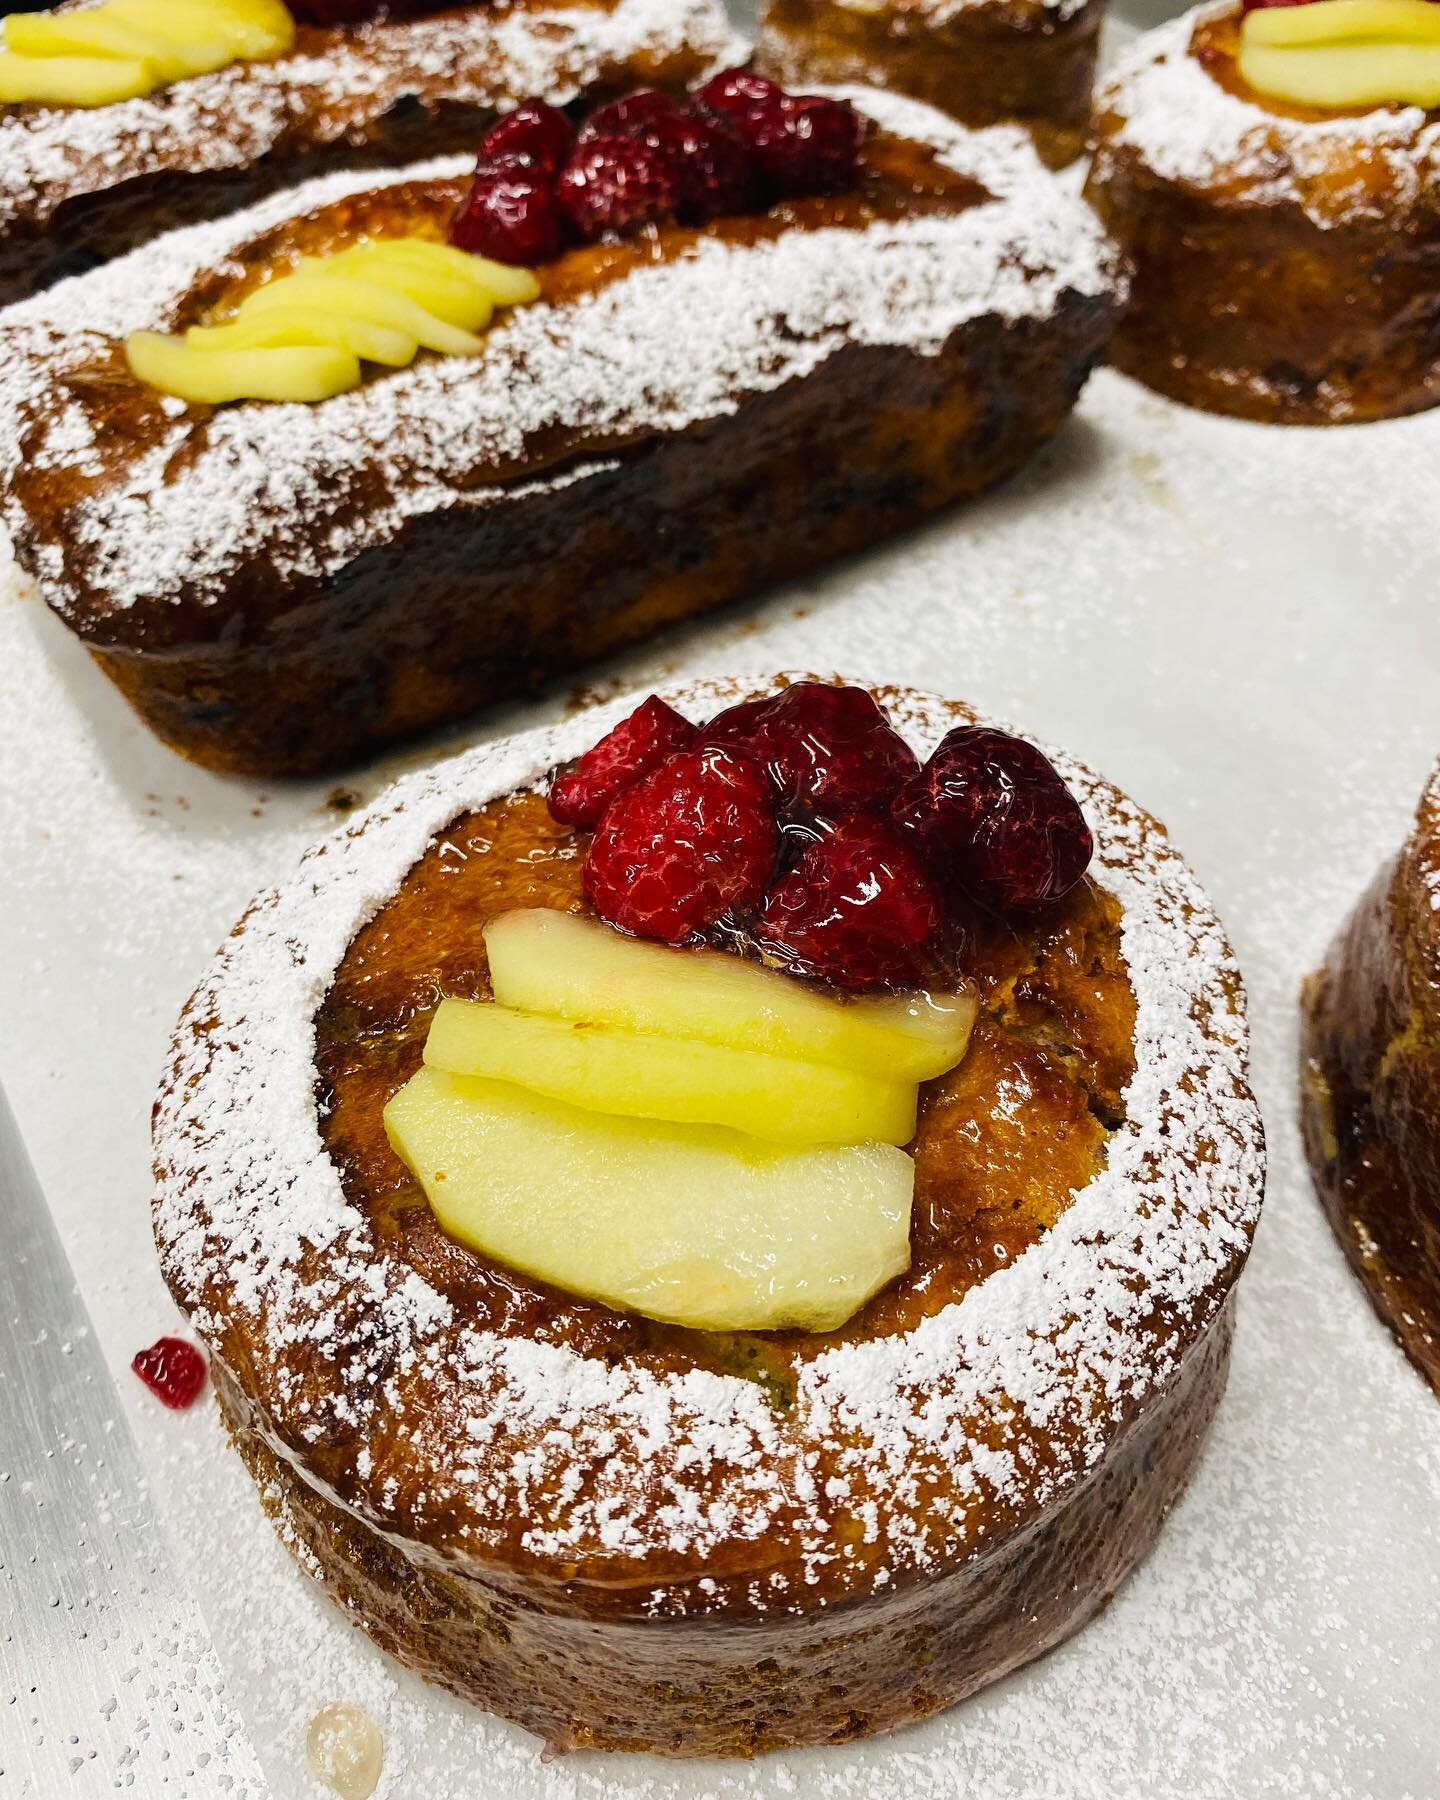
[549,695,699,829]
[692,66,785,128]
[578,87,682,143]
[584,747,777,943]
[556,136,681,241]
[757,816,942,991]
[703,682,918,818]
[477,101,575,176]
[744,94,864,199]
[132,1336,207,1410]
[892,726,1093,912]
[450,161,568,265]
[638,111,754,222]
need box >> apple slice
[424,998,918,1145]
[1238,40,1440,106]
[5,11,163,65]
[109,0,295,62]
[318,246,496,333]
[385,1067,913,1332]
[187,308,420,369]
[347,237,542,308]
[124,332,360,405]
[236,274,486,357]
[1242,0,1440,46]
[0,50,153,105]
[483,909,978,1084]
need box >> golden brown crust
[151,677,1264,1755]
[216,1296,1236,1756]
[1301,763,1440,1393]
[756,0,1105,169]
[1086,4,1440,424]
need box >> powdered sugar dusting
[1092,2,1440,229]
[822,0,1091,31]
[0,89,1119,632]
[0,0,740,235]
[152,676,1262,1592]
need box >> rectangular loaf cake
[0,0,737,303]
[0,89,1122,775]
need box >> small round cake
[1086,0,1440,423]
[152,678,1264,1757]
[1302,759,1440,1394]
[757,0,1106,169]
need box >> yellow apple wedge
[125,332,360,405]
[423,998,919,1146]
[483,909,978,1084]
[5,11,164,65]
[109,0,295,62]
[317,247,496,332]
[1242,0,1440,44]
[344,237,542,308]
[187,308,420,369]
[384,1067,914,1332]
[1238,41,1440,106]
[236,274,486,357]
[0,50,153,105]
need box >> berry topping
[584,747,777,943]
[637,111,755,222]
[743,93,866,199]
[892,726,1093,912]
[692,66,785,126]
[132,1335,207,1409]
[704,681,919,818]
[578,87,683,143]
[556,136,681,241]
[476,100,575,176]
[549,695,698,829]
[758,816,943,991]
[450,161,568,264]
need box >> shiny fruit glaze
[551,685,1094,993]
[582,747,778,943]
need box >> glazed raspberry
[584,747,777,943]
[450,161,567,265]
[636,111,754,222]
[758,816,942,991]
[477,101,575,176]
[892,726,1093,912]
[132,1336,207,1410]
[745,94,865,199]
[556,136,681,241]
[705,682,918,818]
[549,695,699,829]
[692,66,785,127]
[579,87,682,144]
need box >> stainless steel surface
[0,1084,268,1798]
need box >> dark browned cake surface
[0,104,1120,776]
[1302,762,1440,1394]
[151,680,1264,1755]
[757,0,1105,169]
[0,0,733,305]
[1086,5,1440,424]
